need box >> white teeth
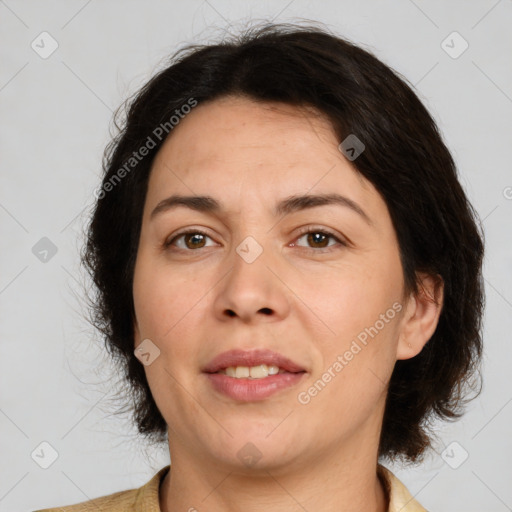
[225,366,236,377]
[220,364,283,379]
[267,365,280,375]
[250,364,268,378]
[235,366,250,378]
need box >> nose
[213,242,291,324]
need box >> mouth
[202,348,306,374]
[215,364,304,379]
[202,349,307,401]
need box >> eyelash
[164,226,347,253]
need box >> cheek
[133,264,212,400]
[300,266,402,389]
[302,310,399,419]
[296,269,394,342]
[133,260,204,341]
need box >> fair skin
[132,96,443,512]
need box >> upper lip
[202,349,306,373]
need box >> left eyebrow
[150,192,374,227]
[274,193,373,227]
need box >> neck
[160,439,389,512]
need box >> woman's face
[132,96,413,471]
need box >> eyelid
[164,227,216,248]
[292,225,348,249]
[164,225,348,251]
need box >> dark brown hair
[81,22,485,464]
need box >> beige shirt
[35,464,427,511]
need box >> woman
[36,22,485,512]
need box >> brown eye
[305,232,330,248]
[293,228,346,251]
[183,233,207,249]
[165,230,214,250]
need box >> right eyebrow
[150,192,374,227]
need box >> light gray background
[1,1,511,511]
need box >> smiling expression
[132,95,412,472]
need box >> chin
[209,425,305,471]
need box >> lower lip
[204,372,306,401]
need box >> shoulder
[34,488,139,512]
[34,465,170,512]
[378,464,429,512]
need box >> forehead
[156,97,344,166]
[146,96,380,218]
